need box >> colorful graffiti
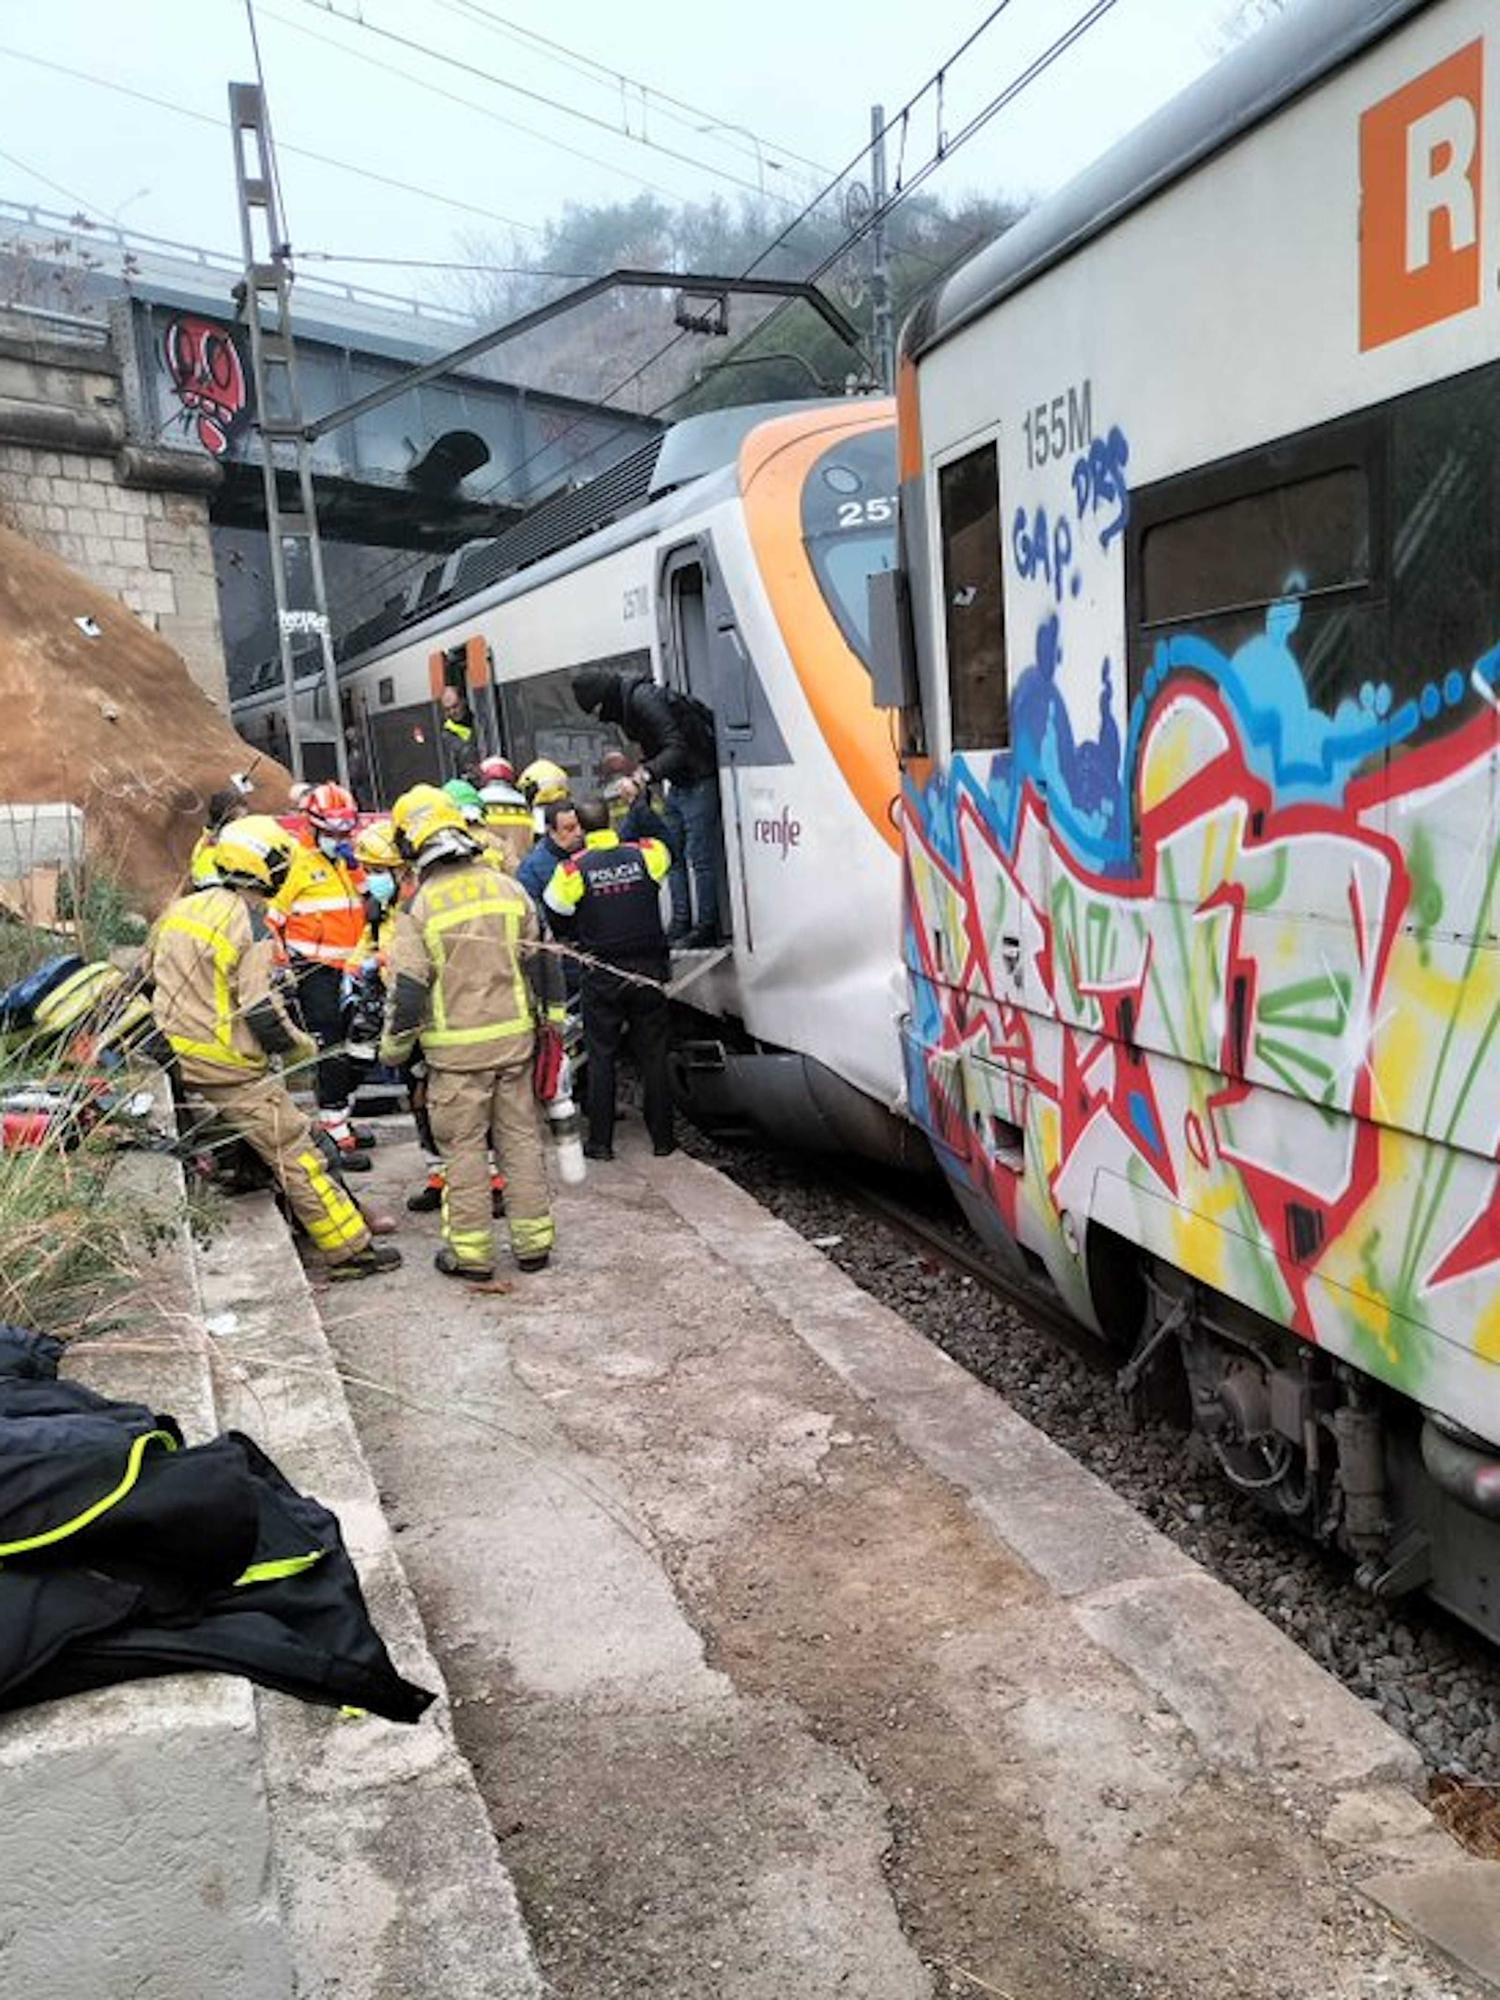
[161,314,250,458]
[903,418,1500,1445]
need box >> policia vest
[546,832,670,970]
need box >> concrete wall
[0,313,228,707]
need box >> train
[879,0,1500,1642]
[234,398,919,1165]
[233,0,1500,1646]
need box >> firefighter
[277,782,372,1160]
[188,785,251,888]
[518,758,569,835]
[476,756,533,873]
[380,785,565,1282]
[147,815,399,1282]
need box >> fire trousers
[194,1073,370,1263]
[427,1056,553,1271]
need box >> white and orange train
[234,399,918,1163]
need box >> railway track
[686,1128,1500,1795]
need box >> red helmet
[477,756,515,786]
[303,781,358,835]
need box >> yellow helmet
[390,784,471,864]
[353,817,402,871]
[214,814,298,895]
[519,758,568,806]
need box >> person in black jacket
[544,796,675,1160]
[570,665,722,946]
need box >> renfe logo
[1360,38,1484,351]
[753,805,802,857]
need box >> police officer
[148,816,400,1283]
[380,785,566,1282]
[544,796,675,1162]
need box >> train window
[938,443,1008,750]
[1141,465,1370,629]
[1390,362,1499,692]
[499,659,643,788]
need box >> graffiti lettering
[1071,425,1131,551]
[1011,505,1077,605]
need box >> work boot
[516,1253,550,1274]
[434,1247,494,1284]
[406,1172,444,1213]
[316,1129,371,1174]
[327,1242,402,1282]
[583,1142,614,1162]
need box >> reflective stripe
[297,1150,369,1250]
[440,1183,493,1267]
[285,939,356,964]
[0,1428,177,1558]
[161,910,259,1069]
[235,1550,323,1586]
[510,1213,555,1256]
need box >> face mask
[365,871,396,906]
[317,833,345,860]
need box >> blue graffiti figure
[1008,614,1125,840]
[1143,597,1417,802]
[1072,426,1130,550]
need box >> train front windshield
[802,428,898,672]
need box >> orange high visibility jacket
[275,837,367,967]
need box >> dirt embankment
[0,524,291,912]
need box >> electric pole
[869,103,895,393]
[229,80,349,790]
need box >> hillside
[0,523,292,911]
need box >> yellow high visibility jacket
[146,886,314,1084]
[479,805,532,875]
[275,839,366,968]
[380,855,565,1073]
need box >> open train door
[657,539,739,944]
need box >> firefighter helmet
[477,755,516,786]
[519,758,568,805]
[303,781,359,835]
[214,814,299,896]
[442,777,485,823]
[390,785,474,867]
[353,818,402,871]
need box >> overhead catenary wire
[0,42,544,238]
[323,0,1051,631]
[279,0,815,212]
[0,143,111,223]
[431,0,833,181]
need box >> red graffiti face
[162,315,248,457]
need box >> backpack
[665,686,718,772]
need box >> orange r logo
[1360,38,1484,352]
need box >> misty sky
[0,0,1250,312]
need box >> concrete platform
[317,1126,1500,2000]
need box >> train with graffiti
[877,0,1500,1641]
[235,398,917,1163]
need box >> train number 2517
[1022,380,1093,471]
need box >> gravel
[684,1128,1500,1794]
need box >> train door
[429,635,502,774]
[659,540,735,941]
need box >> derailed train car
[879,0,1500,1638]
[236,399,918,1163]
